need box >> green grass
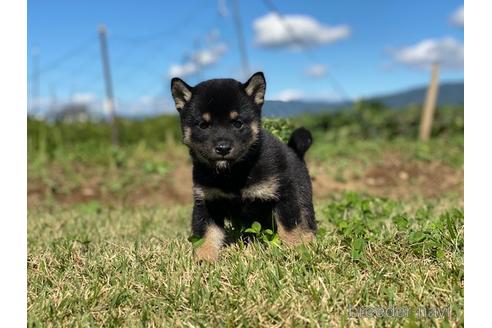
[28,193,463,327]
[308,134,464,168]
[27,107,464,326]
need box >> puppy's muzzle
[214,141,232,156]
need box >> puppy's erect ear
[243,72,266,106]
[171,78,193,111]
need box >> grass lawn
[28,192,463,327]
[27,112,464,326]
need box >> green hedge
[28,104,463,157]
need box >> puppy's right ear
[171,78,193,111]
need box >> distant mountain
[263,100,349,117]
[263,81,464,117]
[38,81,462,120]
[370,81,463,108]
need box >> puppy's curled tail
[287,127,313,161]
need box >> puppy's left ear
[243,72,266,106]
[171,77,193,112]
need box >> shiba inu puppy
[171,72,316,261]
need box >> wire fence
[28,0,352,122]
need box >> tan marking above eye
[229,111,239,120]
[202,112,211,122]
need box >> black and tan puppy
[171,72,317,261]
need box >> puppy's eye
[232,120,243,129]
[197,121,210,129]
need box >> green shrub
[262,118,295,142]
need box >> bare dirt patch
[309,154,463,201]
[28,152,463,208]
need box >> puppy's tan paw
[195,244,219,262]
[193,224,224,262]
[277,224,316,246]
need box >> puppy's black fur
[171,72,316,261]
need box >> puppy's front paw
[193,224,224,262]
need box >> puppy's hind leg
[274,196,316,246]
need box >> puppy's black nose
[215,142,232,156]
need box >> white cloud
[168,43,228,78]
[29,97,50,108]
[450,6,464,27]
[304,64,327,77]
[193,43,227,66]
[217,0,229,18]
[390,37,464,70]
[169,62,198,78]
[205,29,221,44]
[138,95,154,105]
[253,12,350,49]
[113,96,173,116]
[272,89,305,101]
[269,89,341,102]
[72,92,96,104]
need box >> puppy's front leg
[191,201,225,262]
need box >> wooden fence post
[419,62,440,141]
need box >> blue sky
[28,0,464,115]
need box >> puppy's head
[171,72,266,169]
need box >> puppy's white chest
[194,176,280,202]
[240,176,280,201]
